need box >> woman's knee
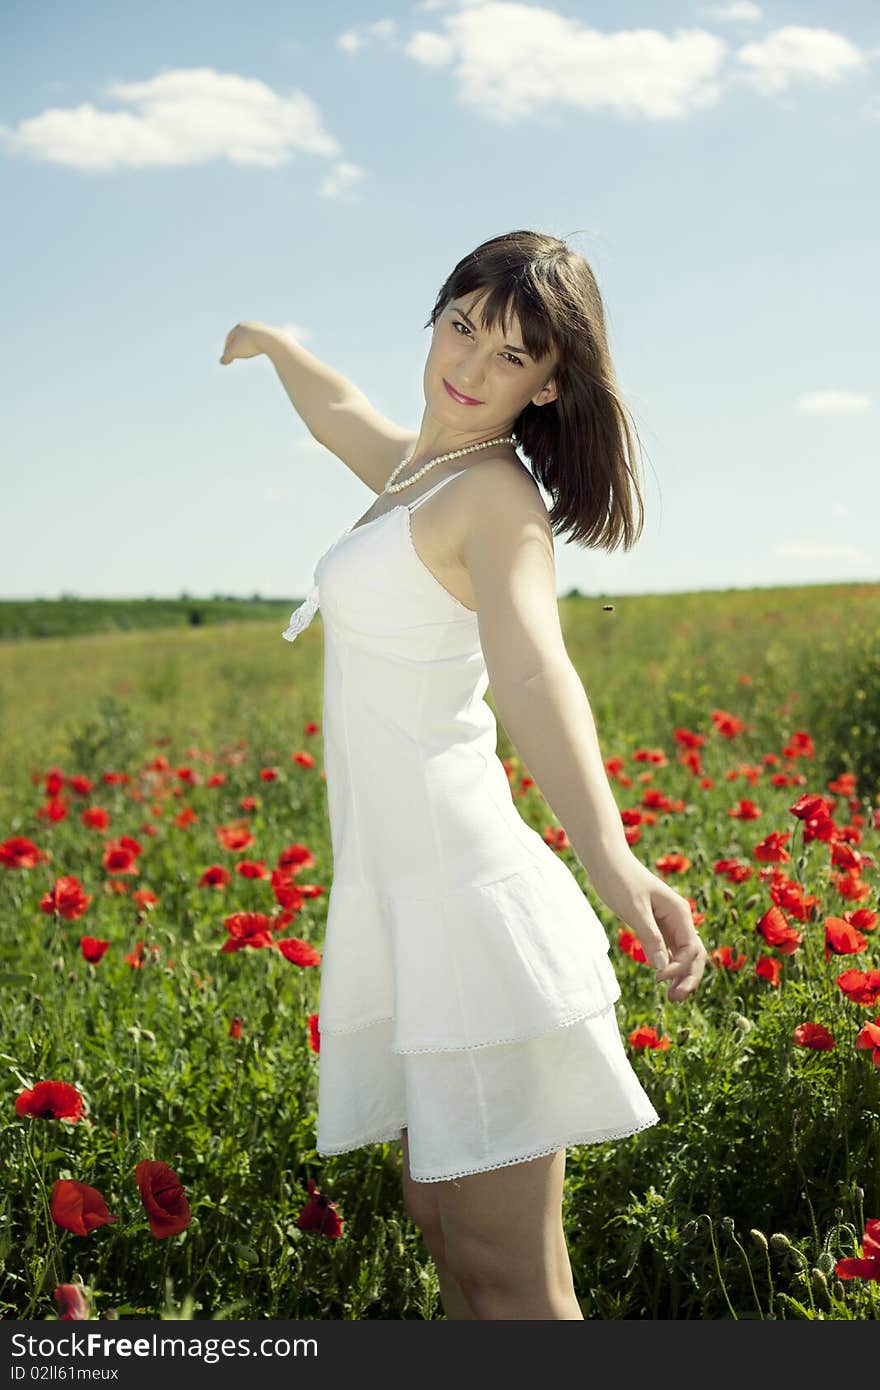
[440,1228,512,1294]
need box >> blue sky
[1,0,877,600]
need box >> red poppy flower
[0,835,44,868]
[102,842,139,875]
[135,1160,191,1239]
[50,1180,117,1236]
[198,864,231,889]
[271,868,305,910]
[618,928,647,963]
[756,905,802,955]
[655,851,692,875]
[832,873,871,903]
[54,1282,90,1319]
[837,968,880,1006]
[710,945,747,971]
[753,831,791,863]
[221,912,275,952]
[39,875,92,921]
[769,878,820,921]
[216,823,254,852]
[125,940,145,968]
[275,937,322,966]
[228,1016,243,1039]
[789,791,833,821]
[783,731,815,760]
[792,1021,835,1051]
[854,1017,880,1067]
[835,1218,880,1281]
[80,936,110,964]
[711,709,746,738]
[295,1178,342,1238]
[756,955,783,987]
[16,1080,84,1123]
[276,844,315,872]
[235,860,268,879]
[291,751,316,769]
[825,916,869,961]
[628,1025,669,1050]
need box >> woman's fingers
[661,940,708,999]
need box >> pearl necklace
[281,433,516,643]
[382,434,517,494]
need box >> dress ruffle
[316,847,622,1053]
[315,1007,660,1182]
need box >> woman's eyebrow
[451,304,532,357]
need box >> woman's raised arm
[220,320,414,492]
[220,320,359,443]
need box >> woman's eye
[452,320,523,366]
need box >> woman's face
[425,290,558,435]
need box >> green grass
[0,583,879,1319]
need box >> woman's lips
[443,378,482,405]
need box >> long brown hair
[424,229,647,552]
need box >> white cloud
[404,6,729,122]
[407,30,456,66]
[796,390,872,414]
[0,67,342,173]
[733,25,868,96]
[337,17,400,53]
[317,159,367,200]
[337,29,365,54]
[341,5,872,122]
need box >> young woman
[220,229,707,1320]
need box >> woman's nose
[456,359,484,391]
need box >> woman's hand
[219,321,269,365]
[588,852,708,1004]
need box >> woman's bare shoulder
[460,454,548,519]
[448,455,549,567]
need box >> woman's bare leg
[399,1127,476,1320]
[435,1147,582,1320]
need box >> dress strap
[407,467,470,513]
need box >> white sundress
[282,466,660,1182]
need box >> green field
[1,583,878,1319]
